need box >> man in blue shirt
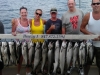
[45,8,62,43]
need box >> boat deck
[2,65,98,75]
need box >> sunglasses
[36,12,42,16]
[92,2,100,5]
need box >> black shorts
[0,61,4,70]
[84,46,100,68]
[94,46,100,68]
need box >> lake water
[0,0,92,34]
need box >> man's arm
[62,27,66,34]
[61,14,66,34]
[80,13,93,34]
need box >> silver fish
[72,42,78,67]
[16,40,22,64]
[22,41,28,65]
[8,41,17,64]
[86,40,94,61]
[33,42,41,72]
[0,42,2,62]
[66,41,73,74]
[53,40,60,74]
[1,42,5,57]
[48,42,53,75]
[1,41,10,66]
[41,41,47,72]
[79,42,86,75]
[28,41,34,65]
[79,42,85,65]
[60,41,67,75]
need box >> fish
[66,41,73,74]
[86,40,94,61]
[16,40,22,64]
[0,52,2,62]
[8,40,17,65]
[72,42,78,67]
[28,41,35,65]
[79,42,85,65]
[60,41,67,75]
[0,41,3,62]
[22,41,28,66]
[41,41,47,73]
[32,42,41,73]
[1,41,10,66]
[53,40,60,74]
[1,42,5,56]
[48,42,54,75]
[78,41,86,75]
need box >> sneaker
[79,69,84,75]
[67,70,70,74]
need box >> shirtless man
[80,0,100,75]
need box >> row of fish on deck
[0,40,94,75]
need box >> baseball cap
[50,8,57,13]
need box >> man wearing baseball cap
[45,7,62,75]
[50,8,57,13]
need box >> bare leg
[17,56,23,74]
[84,65,90,75]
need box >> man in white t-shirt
[80,0,100,75]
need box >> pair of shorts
[84,46,100,68]
[94,46,100,68]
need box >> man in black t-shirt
[45,8,62,74]
[45,8,62,43]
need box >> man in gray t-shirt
[61,0,84,74]
[62,0,84,34]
